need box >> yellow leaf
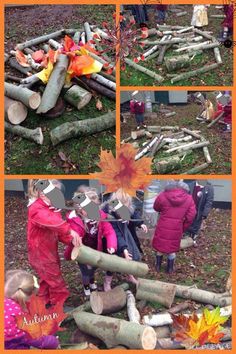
[36,61,54,84]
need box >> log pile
[123,21,223,84]
[5,26,116,146]
[122,122,212,174]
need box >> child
[191,5,209,28]
[103,189,148,284]
[64,186,117,295]
[4,270,59,349]
[27,180,81,307]
[156,5,168,25]
[215,91,232,132]
[219,5,233,41]
[196,93,215,122]
[152,181,196,273]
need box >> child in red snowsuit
[27,180,81,306]
[219,5,233,41]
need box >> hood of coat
[164,188,189,207]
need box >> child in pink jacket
[64,186,117,296]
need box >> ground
[5,5,116,174]
[5,193,231,346]
[120,5,233,86]
[121,92,231,174]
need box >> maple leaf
[15,294,67,339]
[15,50,30,67]
[91,144,152,196]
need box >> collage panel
[4,4,116,175]
[120,4,233,86]
[4,178,232,350]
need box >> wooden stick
[84,22,93,43]
[203,146,212,164]
[148,135,164,157]
[175,41,219,53]
[181,127,202,139]
[91,73,116,91]
[5,122,43,145]
[124,58,164,83]
[207,111,224,128]
[193,28,216,41]
[135,137,159,160]
[183,163,209,174]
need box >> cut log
[148,135,164,157]
[176,11,187,16]
[155,155,182,174]
[166,140,210,154]
[26,54,41,70]
[64,85,92,110]
[100,70,116,82]
[203,146,212,164]
[124,58,164,83]
[171,63,220,84]
[131,130,146,140]
[84,22,93,43]
[136,278,176,308]
[73,311,157,349]
[71,245,149,277]
[154,326,171,339]
[135,136,159,160]
[157,44,172,65]
[180,237,195,249]
[214,47,222,64]
[147,126,179,133]
[90,286,127,315]
[207,111,224,128]
[5,122,43,145]
[175,41,219,53]
[21,74,40,86]
[121,137,132,144]
[16,29,65,51]
[4,96,28,124]
[145,50,160,61]
[9,57,32,75]
[37,54,68,114]
[140,28,157,38]
[142,45,159,60]
[91,73,116,91]
[181,127,202,139]
[50,111,116,146]
[73,31,81,45]
[41,97,65,119]
[183,163,209,174]
[168,301,192,314]
[48,38,62,50]
[165,112,176,117]
[156,338,183,349]
[126,291,140,324]
[193,28,216,41]
[5,74,22,83]
[75,77,115,101]
[4,82,41,109]
[5,53,10,63]
[163,136,192,144]
[176,26,194,34]
[164,54,190,72]
[157,25,184,31]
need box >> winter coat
[187,182,214,220]
[64,210,117,260]
[152,188,196,253]
[134,101,145,114]
[223,5,233,29]
[27,198,72,277]
[191,5,208,27]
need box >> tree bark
[37,54,69,114]
[165,54,190,72]
[5,82,41,109]
[64,85,92,110]
[5,122,43,145]
[90,286,127,315]
[183,163,209,174]
[75,76,115,101]
[126,291,140,324]
[157,44,172,65]
[124,58,164,83]
[136,278,176,308]
[171,63,220,84]
[9,57,32,75]
[155,155,182,174]
[50,111,116,146]
[16,29,65,51]
[73,311,157,349]
[4,96,28,124]
[207,111,224,128]
[91,73,116,91]
[180,237,195,249]
[71,245,149,277]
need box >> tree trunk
[124,58,164,83]
[75,76,115,101]
[164,54,190,72]
[171,63,219,83]
[37,54,69,114]
[90,286,127,315]
[9,57,32,75]
[181,127,202,139]
[135,136,159,160]
[16,29,65,51]
[126,291,140,324]
[73,311,157,349]
[5,122,43,145]
[50,111,116,146]
[183,163,209,174]
[71,245,149,277]
[4,96,28,124]
[91,73,116,91]
[64,85,92,110]
[180,237,195,249]
[207,111,225,128]
[4,82,41,109]
[136,278,176,308]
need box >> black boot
[156,255,163,272]
[166,259,175,273]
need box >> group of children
[5,179,213,349]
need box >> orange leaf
[83,43,99,55]
[96,99,103,111]
[15,50,30,67]
[91,144,152,196]
[15,294,67,339]
[64,35,75,52]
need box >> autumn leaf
[15,294,67,339]
[91,144,152,196]
[15,50,30,67]
[96,99,103,111]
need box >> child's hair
[110,188,134,212]
[74,186,100,204]
[28,179,64,200]
[5,270,36,310]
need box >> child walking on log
[152,181,196,273]
[4,270,59,349]
[64,186,117,295]
[27,180,81,307]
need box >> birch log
[73,312,157,349]
[166,140,210,154]
[4,82,41,109]
[214,47,222,64]
[64,85,92,110]
[75,77,115,100]
[175,41,219,53]
[131,130,146,140]
[126,291,141,324]
[48,38,62,50]
[5,122,43,145]
[181,127,202,139]
[155,155,182,174]
[148,135,164,157]
[91,73,116,91]
[90,286,127,315]
[73,31,81,45]
[84,22,93,42]
[50,111,116,146]
[16,29,65,51]
[71,245,149,277]
[4,97,28,124]
[157,44,172,65]
[135,136,159,160]
[193,28,216,41]
[171,63,220,84]
[9,57,32,75]
[124,58,164,83]
[37,54,68,114]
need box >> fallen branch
[183,163,209,174]
[124,58,164,83]
[171,63,220,84]
[5,122,43,145]
[16,29,65,51]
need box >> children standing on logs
[152,181,196,273]
[27,179,81,307]
[4,270,59,349]
[64,186,117,295]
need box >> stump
[90,286,127,315]
[4,96,28,124]
[64,85,92,110]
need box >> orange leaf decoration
[83,43,99,55]
[15,50,30,67]
[91,144,152,196]
[64,35,74,52]
[15,294,67,339]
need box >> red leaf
[133,58,139,63]
[140,54,145,61]
[93,33,100,40]
[89,40,96,45]
[141,27,148,31]
[140,42,146,48]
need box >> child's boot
[166,259,175,274]
[156,255,163,272]
[103,275,113,292]
[89,282,97,292]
